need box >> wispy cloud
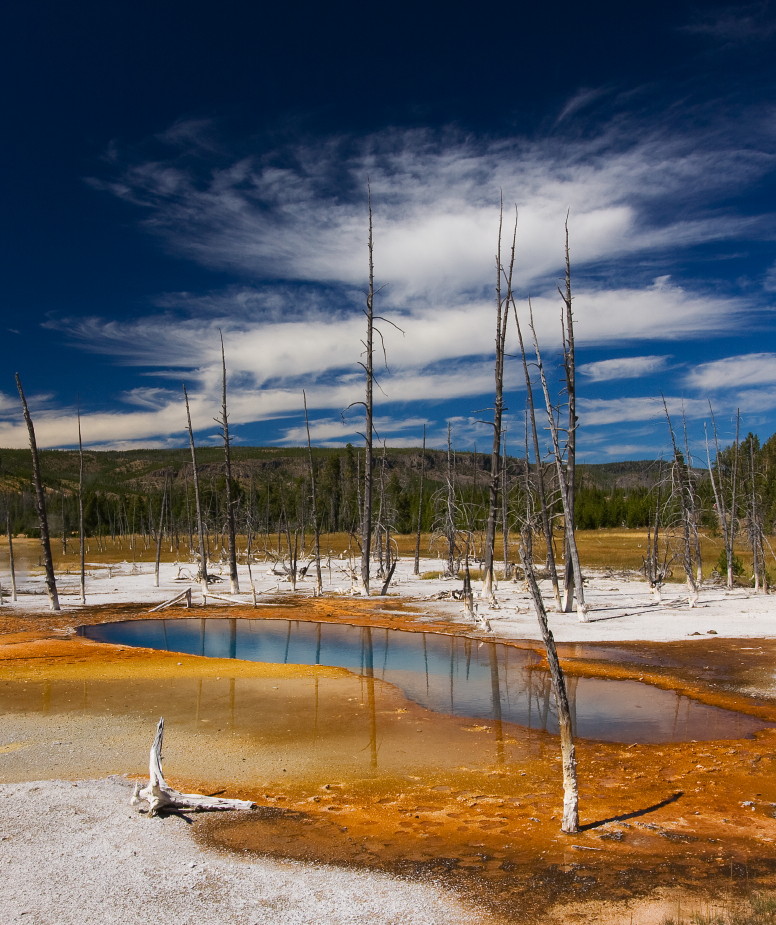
[684,352,776,390]
[88,120,775,306]
[580,395,711,427]
[681,3,776,45]
[580,355,672,382]
[554,87,613,125]
[21,112,766,456]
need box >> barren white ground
[4,553,775,642]
[2,555,774,925]
[0,777,480,925]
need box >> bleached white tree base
[131,718,256,817]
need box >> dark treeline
[2,435,775,544]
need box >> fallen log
[148,588,191,613]
[131,718,256,816]
[203,592,250,606]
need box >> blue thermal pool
[78,617,769,744]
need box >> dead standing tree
[558,217,581,613]
[517,487,579,832]
[705,406,739,590]
[303,390,324,595]
[481,203,513,605]
[77,408,86,604]
[5,511,17,602]
[663,399,700,607]
[357,186,377,596]
[154,473,169,589]
[413,425,426,577]
[641,461,676,602]
[526,289,588,621]
[183,385,209,598]
[352,184,401,596]
[431,423,462,578]
[743,434,768,592]
[510,289,562,609]
[217,332,239,594]
[15,373,59,611]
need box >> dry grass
[2,527,768,586]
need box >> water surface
[79,617,769,743]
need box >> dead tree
[77,408,86,604]
[352,184,401,595]
[511,296,562,609]
[482,203,513,604]
[413,425,426,577]
[132,718,255,816]
[15,373,59,611]
[682,412,704,585]
[217,332,239,593]
[183,385,209,597]
[519,522,579,833]
[431,423,462,577]
[641,464,675,601]
[558,216,580,613]
[280,504,300,590]
[501,435,511,579]
[303,390,323,595]
[663,399,700,606]
[6,511,17,602]
[705,406,739,589]
[744,435,768,592]
[358,185,376,596]
[154,474,168,589]
[527,301,587,620]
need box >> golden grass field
[3,527,763,585]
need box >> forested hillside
[1,434,774,542]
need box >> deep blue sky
[2,0,775,461]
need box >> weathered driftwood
[148,588,192,613]
[131,718,256,816]
[203,592,250,606]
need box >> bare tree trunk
[705,406,740,589]
[663,398,699,607]
[6,512,17,602]
[682,413,703,586]
[444,424,458,575]
[74,409,86,603]
[218,332,239,593]
[501,436,510,578]
[359,185,376,596]
[184,385,209,598]
[482,204,513,603]
[375,442,388,578]
[511,297,562,608]
[559,217,579,613]
[154,475,168,589]
[303,391,323,595]
[131,718,255,816]
[15,373,59,611]
[282,507,299,591]
[527,304,587,620]
[413,425,426,577]
[519,528,579,833]
[746,437,767,592]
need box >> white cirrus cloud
[684,353,776,391]
[580,355,673,382]
[88,120,774,306]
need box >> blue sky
[1,0,775,461]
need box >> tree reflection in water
[78,617,769,745]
